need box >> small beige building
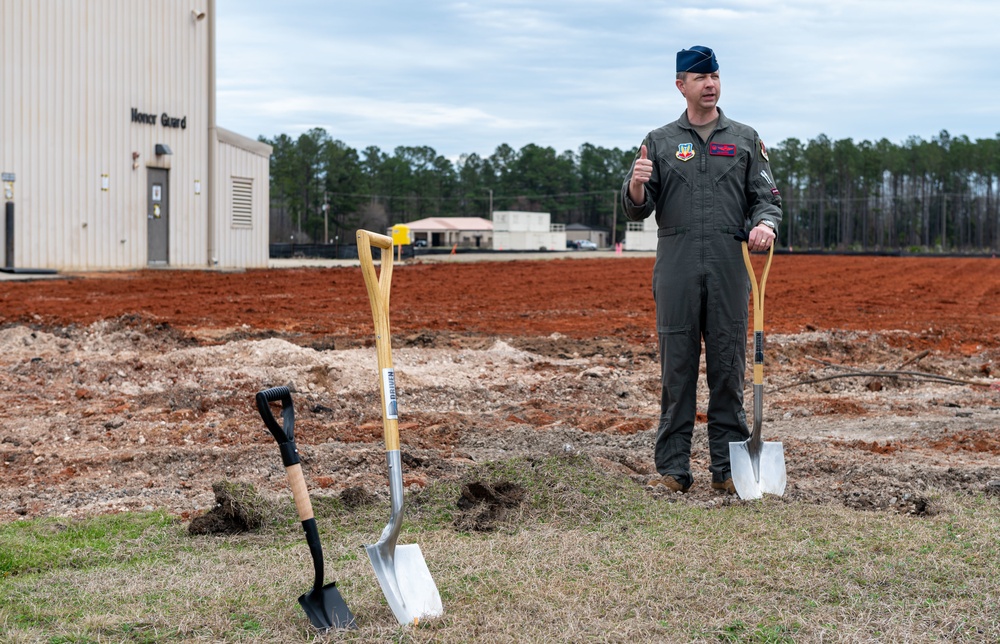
[404,217,493,249]
[0,0,271,271]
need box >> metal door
[147,168,169,265]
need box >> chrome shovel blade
[730,440,787,500]
[365,450,443,625]
[366,542,443,625]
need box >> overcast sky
[215,0,1000,161]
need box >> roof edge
[217,127,273,157]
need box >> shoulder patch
[676,143,695,162]
[759,140,769,162]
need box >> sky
[215,0,1000,162]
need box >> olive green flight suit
[621,108,782,488]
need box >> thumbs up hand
[628,144,653,203]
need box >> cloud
[215,0,1000,157]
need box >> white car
[576,240,598,250]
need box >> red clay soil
[2,255,998,351]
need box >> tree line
[262,128,633,248]
[262,128,1000,252]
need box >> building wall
[491,211,567,250]
[214,129,271,268]
[0,0,264,271]
[493,231,566,251]
[624,212,658,251]
[492,211,552,233]
[566,229,609,248]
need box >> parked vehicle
[576,240,598,250]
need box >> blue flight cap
[676,45,718,73]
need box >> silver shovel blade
[730,440,787,500]
[366,542,443,625]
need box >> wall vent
[231,177,253,228]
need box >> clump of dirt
[340,486,377,508]
[454,480,528,532]
[928,429,1000,454]
[188,481,274,535]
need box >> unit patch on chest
[676,143,695,162]
[709,142,736,156]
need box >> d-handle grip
[357,229,395,317]
[357,229,393,250]
[255,386,299,466]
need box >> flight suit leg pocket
[715,319,747,393]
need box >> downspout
[207,0,217,266]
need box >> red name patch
[709,143,736,156]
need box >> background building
[624,213,658,251]
[566,222,608,249]
[491,211,566,251]
[0,0,271,272]
[403,217,493,249]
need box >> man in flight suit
[621,45,782,494]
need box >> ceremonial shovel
[729,233,787,499]
[255,386,356,631]
[357,229,444,625]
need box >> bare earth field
[1,254,999,524]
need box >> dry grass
[2,455,999,643]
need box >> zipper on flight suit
[696,128,714,271]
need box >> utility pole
[610,190,618,247]
[323,192,329,244]
[488,188,493,220]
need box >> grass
[1,455,999,643]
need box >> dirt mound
[454,480,528,532]
[188,480,275,535]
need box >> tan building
[405,217,493,249]
[0,0,271,271]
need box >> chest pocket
[709,148,745,185]
[664,156,695,186]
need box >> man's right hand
[628,144,652,204]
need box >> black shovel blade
[298,581,356,631]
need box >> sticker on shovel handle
[382,368,398,419]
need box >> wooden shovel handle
[285,463,315,521]
[357,230,400,452]
[741,242,773,386]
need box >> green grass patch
[0,511,176,577]
[1,455,999,642]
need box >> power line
[321,190,616,202]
